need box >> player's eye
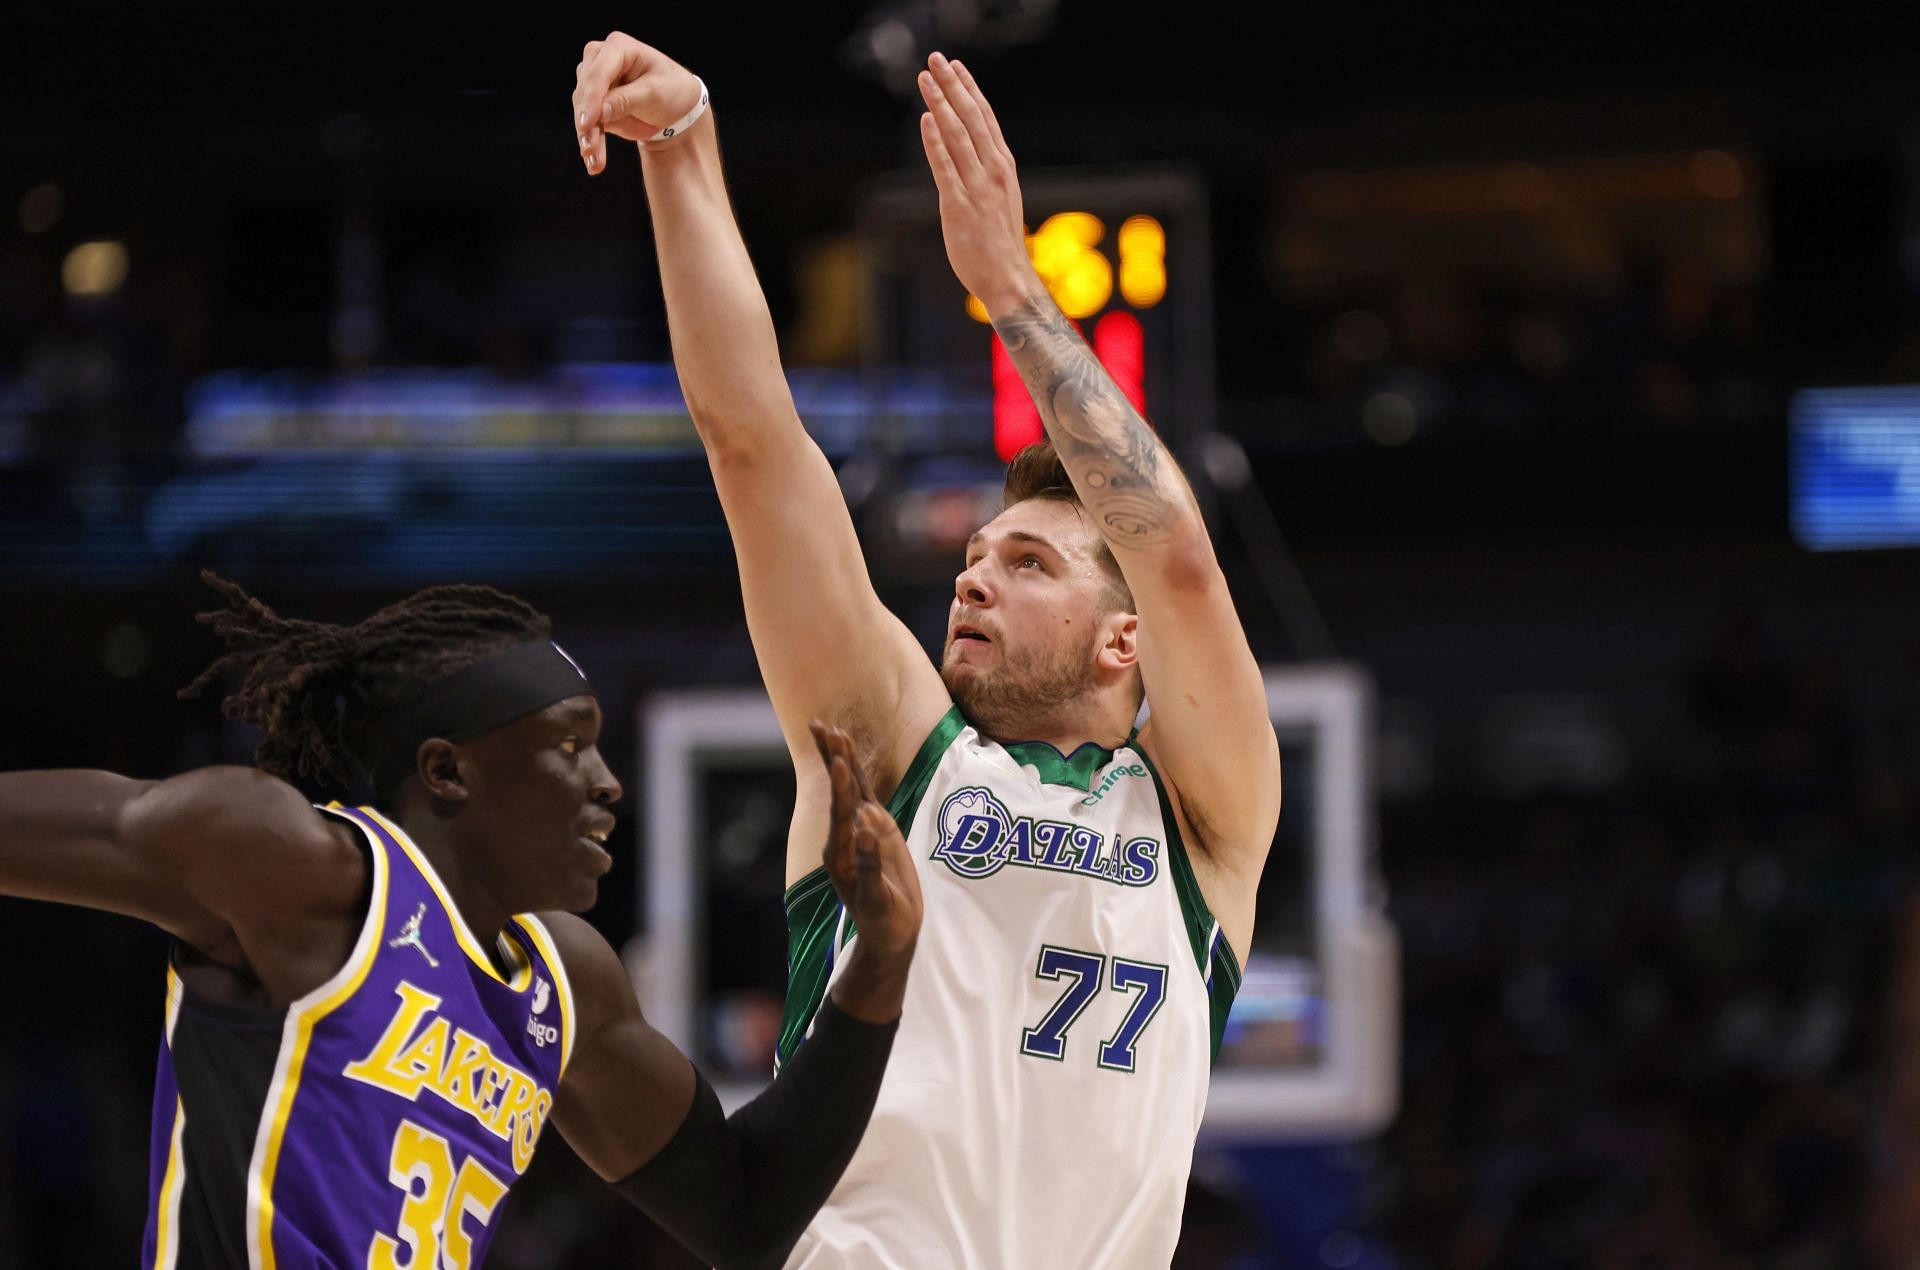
[1019,555,1043,570]
[559,738,580,755]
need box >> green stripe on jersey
[777,705,966,1067]
[776,869,841,1068]
[1136,743,1242,1064]
[999,736,1116,792]
[1203,927,1243,1062]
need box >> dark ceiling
[6,2,1920,123]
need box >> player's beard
[942,625,1101,741]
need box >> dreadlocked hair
[179,570,552,790]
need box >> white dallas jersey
[779,707,1240,1269]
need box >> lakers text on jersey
[141,805,575,1270]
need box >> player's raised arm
[916,54,1280,881]
[550,722,920,1267]
[572,35,948,805]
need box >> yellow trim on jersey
[153,1098,186,1270]
[246,808,393,1270]
[153,966,187,1270]
[360,805,534,991]
[513,915,577,1079]
[163,966,183,1044]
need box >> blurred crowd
[1377,613,1918,1269]
[1285,257,1774,443]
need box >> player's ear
[416,739,469,803]
[1097,612,1138,673]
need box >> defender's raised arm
[574,36,948,833]
[552,721,920,1268]
[916,53,1279,952]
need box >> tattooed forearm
[993,295,1191,549]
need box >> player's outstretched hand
[571,32,706,175]
[811,719,921,1022]
[916,53,1037,313]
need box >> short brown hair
[1002,442,1135,615]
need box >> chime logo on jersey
[342,981,553,1173]
[930,785,1160,886]
[1081,761,1149,806]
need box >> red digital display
[991,330,1044,461]
[992,311,1148,460]
[1094,311,1146,415]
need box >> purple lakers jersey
[140,804,575,1269]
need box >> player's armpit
[545,911,896,1268]
[1132,567,1282,867]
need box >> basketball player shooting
[0,575,921,1269]
[578,34,1279,1267]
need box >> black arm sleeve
[611,997,897,1270]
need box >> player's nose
[586,749,623,805]
[954,560,993,607]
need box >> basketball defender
[577,35,1279,1266]
[0,575,921,1268]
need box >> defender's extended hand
[811,720,921,1021]
[571,32,705,174]
[916,53,1038,313]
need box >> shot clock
[856,167,1216,461]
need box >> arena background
[5,3,1920,1266]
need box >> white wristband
[642,77,710,146]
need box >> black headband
[368,640,592,789]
